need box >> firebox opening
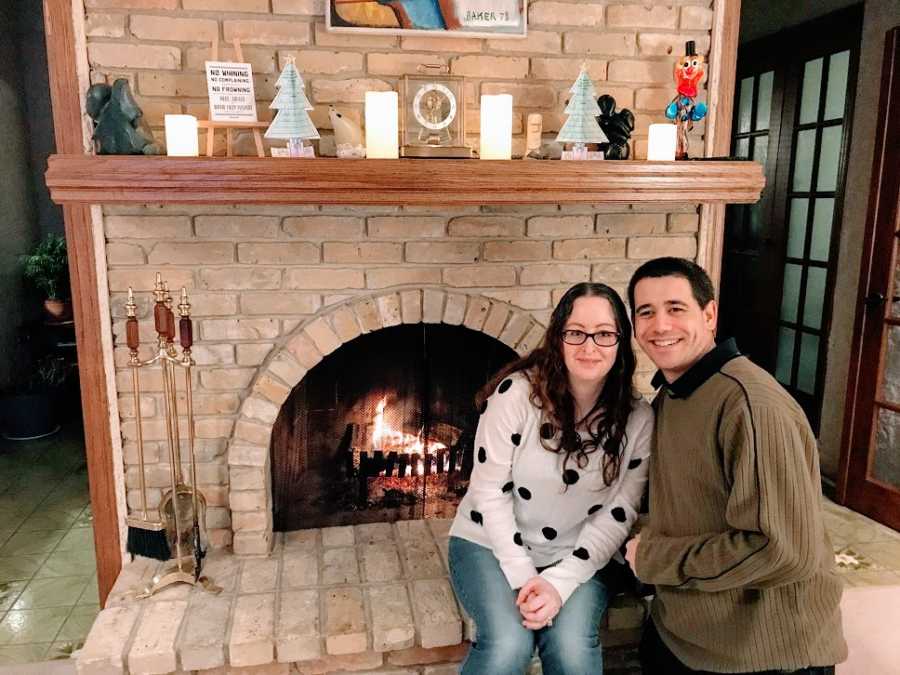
[271,323,519,531]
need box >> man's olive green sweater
[636,340,847,673]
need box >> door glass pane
[736,137,750,158]
[738,76,754,133]
[824,50,850,121]
[803,267,827,329]
[882,326,900,403]
[792,129,816,191]
[797,332,819,394]
[799,57,823,125]
[752,134,768,170]
[781,263,803,322]
[756,71,774,130]
[817,124,843,191]
[872,408,900,490]
[810,198,835,262]
[787,199,809,258]
[776,327,796,385]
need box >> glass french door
[773,47,852,425]
[720,7,862,432]
[838,27,900,530]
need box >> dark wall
[0,1,65,390]
[0,3,38,389]
[16,0,64,237]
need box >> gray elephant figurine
[86,79,163,155]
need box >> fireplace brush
[124,287,170,561]
[125,274,220,598]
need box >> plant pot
[1,392,60,440]
[43,298,72,323]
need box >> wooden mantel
[46,155,764,206]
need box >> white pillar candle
[480,94,513,160]
[647,123,677,161]
[164,115,199,157]
[364,91,399,159]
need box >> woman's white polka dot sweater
[449,371,653,605]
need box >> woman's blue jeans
[448,536,608,675]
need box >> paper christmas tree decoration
[265,57,319,157]
[556,66,608,159]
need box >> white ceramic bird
[329,106,365,157]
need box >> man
[625,257,846,674]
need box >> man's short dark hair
[627,257,716,313]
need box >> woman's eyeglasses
[561,330,620,347]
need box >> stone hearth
[78,519,644,674]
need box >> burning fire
[370,396,447,476]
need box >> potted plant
[1,354,68,440]
[21,233,71,322]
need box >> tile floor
[0,425,897,670]
[0,425,97,667]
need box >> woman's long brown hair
[477,283,637,486]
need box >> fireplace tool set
[125,274,220,598]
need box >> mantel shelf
[45,155,765,206]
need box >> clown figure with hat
[665,41,708,159]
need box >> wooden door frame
[43,0,121,606]
[836,26,900,529]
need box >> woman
[448,282,652,675]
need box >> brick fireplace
[109,202,699,556]
[74,0,721,556]
[33,1,759,670]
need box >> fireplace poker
[177,287,205,581]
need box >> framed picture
[326,0,527,39]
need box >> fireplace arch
[226,288,547,555]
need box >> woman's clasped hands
[516,576,562,630]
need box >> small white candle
[647,123,677,161]
[164,115,199,157]
[364,91,399,159]
[480,94,513,160]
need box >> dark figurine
[86,79,162,155]
[595,95,634,160]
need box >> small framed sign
[327,0,527,39]
[205,61,258,123]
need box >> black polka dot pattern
[541,527,557,540]
[477,447,487,463]
[628,457,643,470]
[588,504,603,515]
[611,507,627,523]
[502,481,514,493]
[511,433,522,446]
[573,547,590,561]
[470,510,483,525]
[563,469,580,485]
[540,422,555,439]
[517,486,532,500]
[498,378,513,393]
[513,532,523,546]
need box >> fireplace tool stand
[126,274,221,598]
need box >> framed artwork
[326,0,527,39]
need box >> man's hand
[516,577,562,630]
[625,534,641,578]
